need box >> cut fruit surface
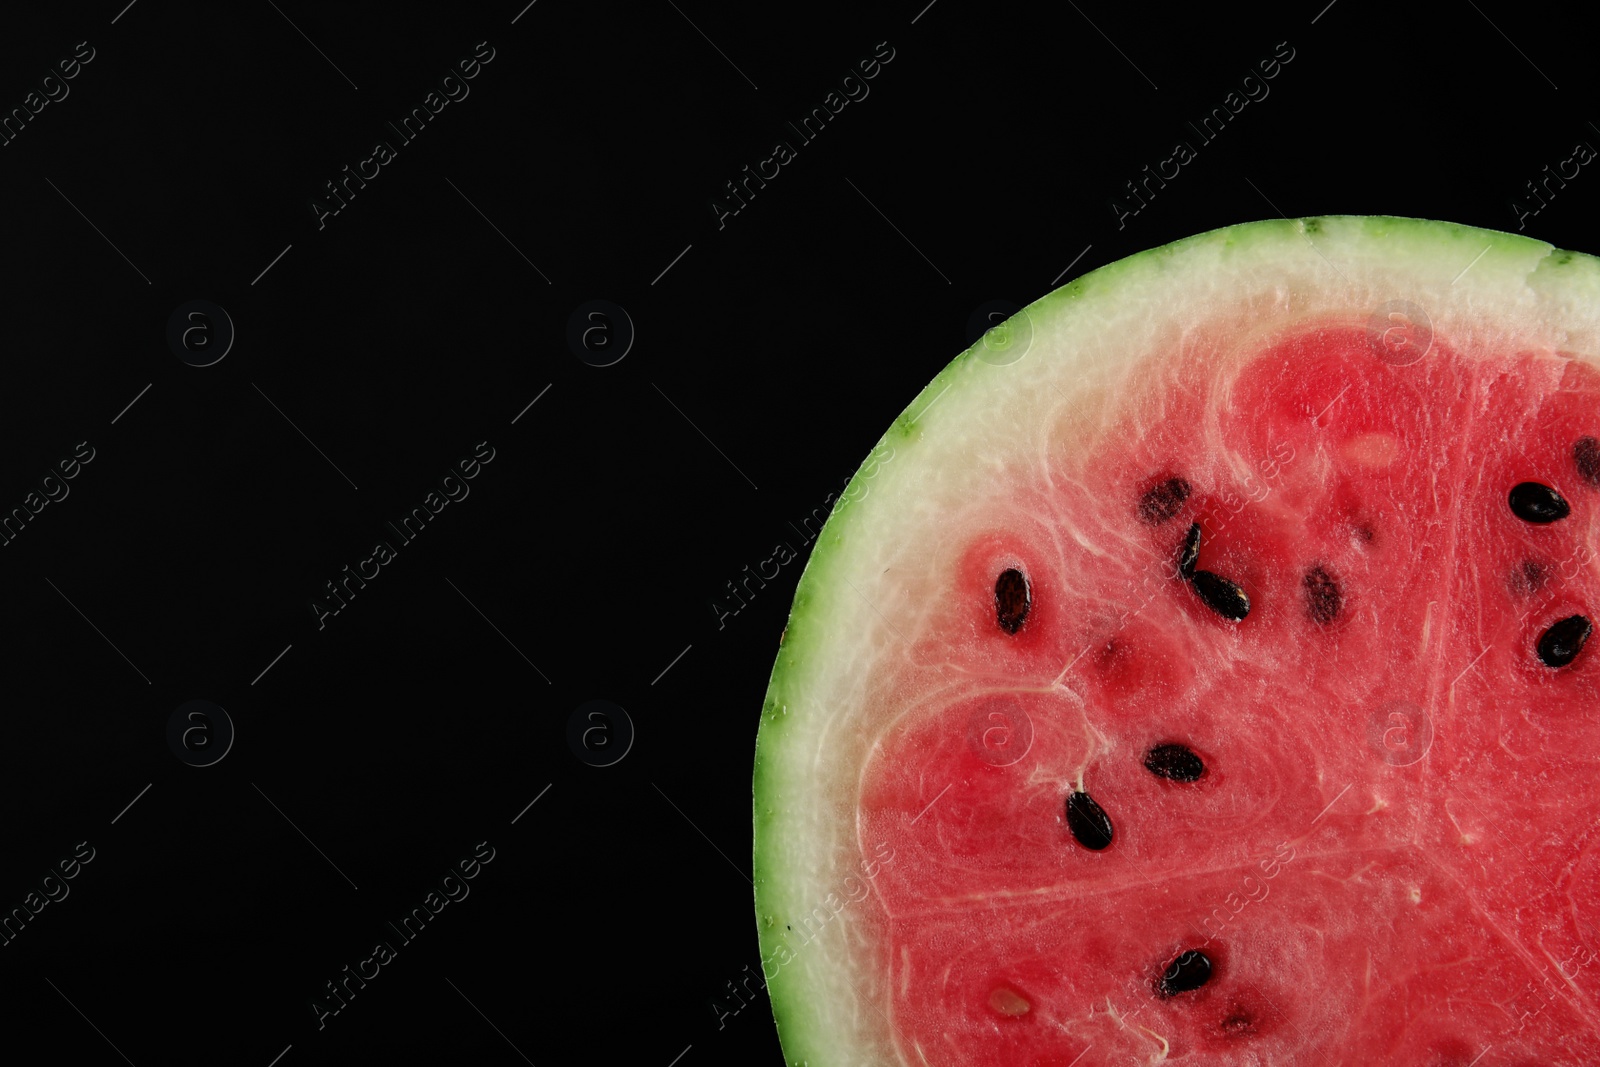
[751,217,1600,1066]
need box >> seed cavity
[1193,571,1250,621]
[1218,1010,1256,1036]
[995,568,1031,635]
[987,986,1031,1016]
[1576,437,1600,487]
[1509,481,1571,523]
[1537,614,1593,668]
[1144,743,1205,782]
[1515,560,1546,594]
[1303,565,1342,624]
[1065,791,1114,851]
[1177,523,1201,580]
[1139,476,1192,525]
[1155,949,1213,997]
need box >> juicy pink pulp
[856,323,1600,1065]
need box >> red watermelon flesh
[753,218,1600,1066]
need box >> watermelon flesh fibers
[753,219,1600,1065]
[862,327,1600,1065]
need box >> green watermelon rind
[751,215,1600,1067]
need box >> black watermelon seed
[1144,743,1205,782]
[1576,437,1600,487]
[1193,571,1250,620]
[1509,481,1571,523]
[1537,614,1592,668]
[1139,477,1192,525]
[1178,523,1202,580]
[995,568,1031,635]
[1303,565,1342,624]
[1065,791,1114,850]
[1156,949,1213,997]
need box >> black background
[0,2,1588,1065]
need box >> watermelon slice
[752,216,1600,1066]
